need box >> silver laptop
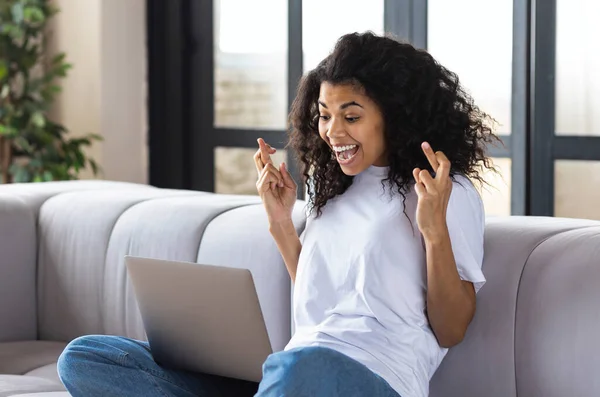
[125,256,273,382]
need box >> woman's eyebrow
[340,101,363,110]
[317,100,363,109]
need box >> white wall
[47,0,148,184]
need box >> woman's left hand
[413,142,453,240]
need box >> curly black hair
[288,32,501,217]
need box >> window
[302,0,384,72]
[214,0,288,129]
[555,0,600,136]
[428,0,513,215]
[215,147,287,195]
[555,161,600,220]
[428,0,513,135]
[149,0,600,219]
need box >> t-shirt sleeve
[445,175,486,293]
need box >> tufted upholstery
[0,181,305,396]
[1,181,599,397]
[430,217,600,397]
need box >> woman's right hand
[254,138,297,224]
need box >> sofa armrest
[0,194,37,342]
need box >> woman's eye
[346,117,359,123]
[319,115,330,121]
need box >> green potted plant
[0,0,101,183]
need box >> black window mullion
[529,0,557,216]
[288,0,304,199]
[189,0,215,192]
[510,0,531,216]
[147,0,189,189]
[554,137,600,161]
[213,129,287,149]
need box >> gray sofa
[0,181,599,397]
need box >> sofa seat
[0,376,65,397]
[0,341,67,396]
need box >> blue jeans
[58,335,400,397]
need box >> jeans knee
[268,346,334,380]
[257,347,340,396]
[284,347,319,375]
[57,336,89,384]
[57,335,123,385]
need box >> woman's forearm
[424,225,476,348]
[269,219,302,283]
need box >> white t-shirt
[285,165,486,397]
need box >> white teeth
[333,145,357,152]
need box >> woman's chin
[338,161,368,176]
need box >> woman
[58,32,499,397]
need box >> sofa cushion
[101,195,307,346]
[0,341,66,375]
[197,202,307,351]
[24,364,61,385]
[0,197,37,342]
[515,226,600,397]
[101,194,263,339]
[430,216,600,397]
[36,189,205,342]
[0,375,65,397]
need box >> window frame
[147,0,600,215]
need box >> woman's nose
[326,118,346,139]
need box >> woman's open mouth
[333,144,360,165]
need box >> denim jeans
[58,335,400,397]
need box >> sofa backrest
[0,181,156,343]
[430,216,600,397]
[0,194,37,342]
[3,181,600,397]
[34,187,306,353]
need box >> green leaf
[46,3,60,18]
[1,22,22,40]
[0,124,18,137]
[88,133,104,141]
[11,2,24,24]
[1,84,10,98]
[31,111,45,127]
[8,163,19,176]
[52,53,66,65]
[89,159,100,175]
[11,165,31,183]
[55,63,72,77]
[42,170,53,181]
[72,137,91,146]
[0,61,7,81]
[23,6,45,24]
[40,84,61,102]
[29,158,42,169]
[14,136,32,152]
[22,52,38,69]
[74,150,85,168]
